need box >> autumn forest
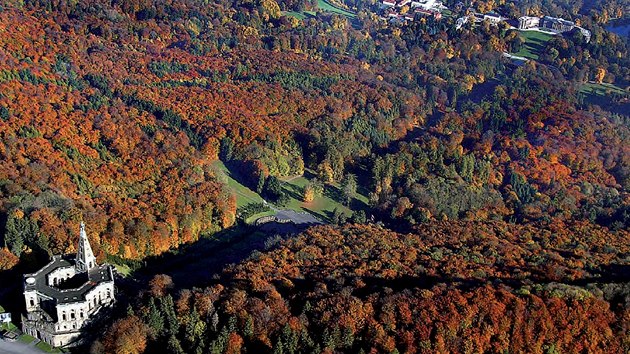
[0,0,628,352]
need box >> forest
[94,222,630,353]
[0,0,627,352]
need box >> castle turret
[75,222,97,273]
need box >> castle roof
[75,222,97,273]
[24,256,114,304]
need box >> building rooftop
[24,256,114,304]
[543,15,574,26]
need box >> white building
[518,16,540,29]
[483,13,504,24]
[22,223,115,348]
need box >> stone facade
[518,16,540,29]
[540,16,575,32]
[22,223,115,348]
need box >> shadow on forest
[221,160,255,190]
[0,248,52,330]
[130,223,312,290]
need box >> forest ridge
[0,0,628,352]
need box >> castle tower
[75,222,97,273]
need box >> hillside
[0,0,627,264]
[0,0,628,351]
[94,222,630,353]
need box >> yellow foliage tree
[303,184,315,202]
[317,161,334,183]
[259,0,281,20]
[595,68,606,84]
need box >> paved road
[0,338,46,354]
[502,52,529,61]
[274,209,322,225]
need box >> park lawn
[19,333,37,344]
[580,82,626,96]
[215,160,367,223]
[283,0,354,20]
[578,82,629,111]
[513,30,554,60]
[317,0,355,17]
[213,161,264,208]
[281,175,367,222]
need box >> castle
[22,223,115,348]
[518,15,591,42]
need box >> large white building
[22,223,115,348]
[518,16,540,29]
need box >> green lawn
[282,0,355,19]
[512,30,554,60]
[214,160,367,223]
[317,0,355,17]
[213,161,264,207]
[578,82,629,112]
[19,333,36,344]
[281,174,368,222]
[580,82,627,96]
[1,321,17,331]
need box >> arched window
[62,313,67,321]
[30,299,35,307]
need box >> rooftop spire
[75,222,97,273]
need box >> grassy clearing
[283,0,355,19]
[213,161,264,208]
[512,30,553,60]
[580,82,627,96]
[578,82,629,113]
[281,174,368,222]
[214,160,366,223]
[317,0,356,17]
